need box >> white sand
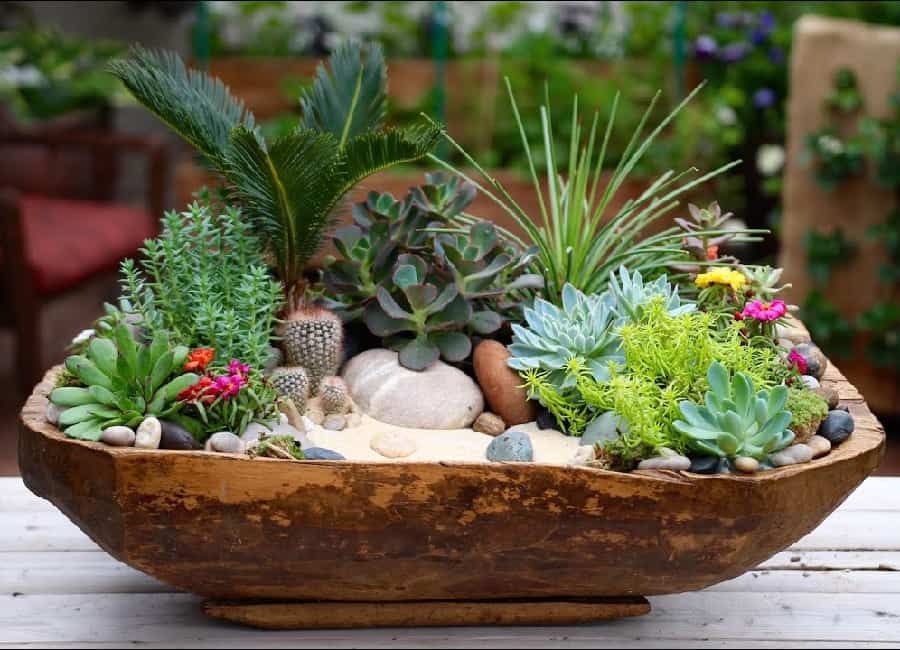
[307,416,583,464]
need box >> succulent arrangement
[322,173,541,371]
[673,361,794,462]
[50,325,198,441]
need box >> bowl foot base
[203,596,651,629]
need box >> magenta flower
[228,359,251,376]
[787,349,808,375]
[740,299,787,321]
[212,373,246,399]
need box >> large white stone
[342,349,484,429]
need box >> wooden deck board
[2,476,899,647]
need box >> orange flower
[706,244,719,260]
[184,347,215,372]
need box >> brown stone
[472,412,506,436]
[472,340,537,426]
[813,385,840,410]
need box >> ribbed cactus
[319,376,350,415]
[278,306,343,393]
[269,366,310,414]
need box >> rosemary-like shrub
[522,298,789,468]
[120,202,283,369]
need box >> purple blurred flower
[769,46,785,64]
[716,12,738,28]
[719,42,750,64]
[759,11,775,33]
[694,35,718,59]
[753,88,777,109]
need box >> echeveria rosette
[363,254,475,371]
[49,324,199,441]
[605,265,696,323]
[508,283,624,390]
[673,361,794,462]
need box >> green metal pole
[192,0,210,69]
[432,0,449,158]
[673,0,687,100]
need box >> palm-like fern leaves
[109,41,440,299]
[108,47,255,168]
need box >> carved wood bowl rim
[21,364,886,485]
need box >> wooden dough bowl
[19,362,884,628]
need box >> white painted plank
[0,592,898,646]
[0,511,99,552]
[0,552,168,595]
[761,550,900,571]
[706,569,900,593]
[793,510,900,551]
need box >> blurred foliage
[0,28,126,123]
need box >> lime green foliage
[118,203,283,370]
[49,325,198,441]
[521,298,788,467]
[109,43,440,299]
[786,387,829,431]
[673,362,793,462]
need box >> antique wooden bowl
[18,362,885,628]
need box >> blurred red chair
[0,130,168,395]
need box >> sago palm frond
[109,42,440,299]
[108,46,255,168]
[300,41,387,147]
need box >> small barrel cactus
[319,376,350,415]
[269,366,310,413]
[277,306,343,393]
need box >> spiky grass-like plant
[428,80,764,305]
[109,43,441,305]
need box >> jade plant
[323,173,541,370]
[673,361,794,462]
[49,325,199,441]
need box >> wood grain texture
[203,598,651,629]
[17,361,885,604]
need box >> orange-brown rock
[472,340,537,426]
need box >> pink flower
[788,349,808,375]
[740,299,787,322]
[228,359,251,376]
[212,373,246,399]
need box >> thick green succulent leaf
[63,418,104,442]
[767,384,789,414]
[363,302,414,337]
[376,286,413,320]
[403,283,439,311]
[398,337,440,371]
[431,331,472,362]
[732,373,753,415]
[149,350,175,396]
[506,273,545,292]
[426,294,472,330]
[756,411,792,439]
[470,310,503,334]
[58,404,103,427]
[424,284,459,316]
[114,324,139,383]
[706,361,729,399]
[88,337,118,378]
[393,264,421,290]
[71,357,113,390]
[716,432,739,456]
[172,345,189,370]
[50,387,94,407]
[88,385,120,407]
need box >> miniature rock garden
[44,42,855,475]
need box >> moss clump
[248,434,305,461]
[786,387,829,434]
[523,298,790,468]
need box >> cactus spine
[320,376,350,415]
[278,306,343,394]
[269,366,310,413]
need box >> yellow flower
[695,268,747,291]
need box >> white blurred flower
[756,144,785,176]
[71,329,95,346]
[818,134,844,155]
[716,105,737,126]
[0,64,43,88]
